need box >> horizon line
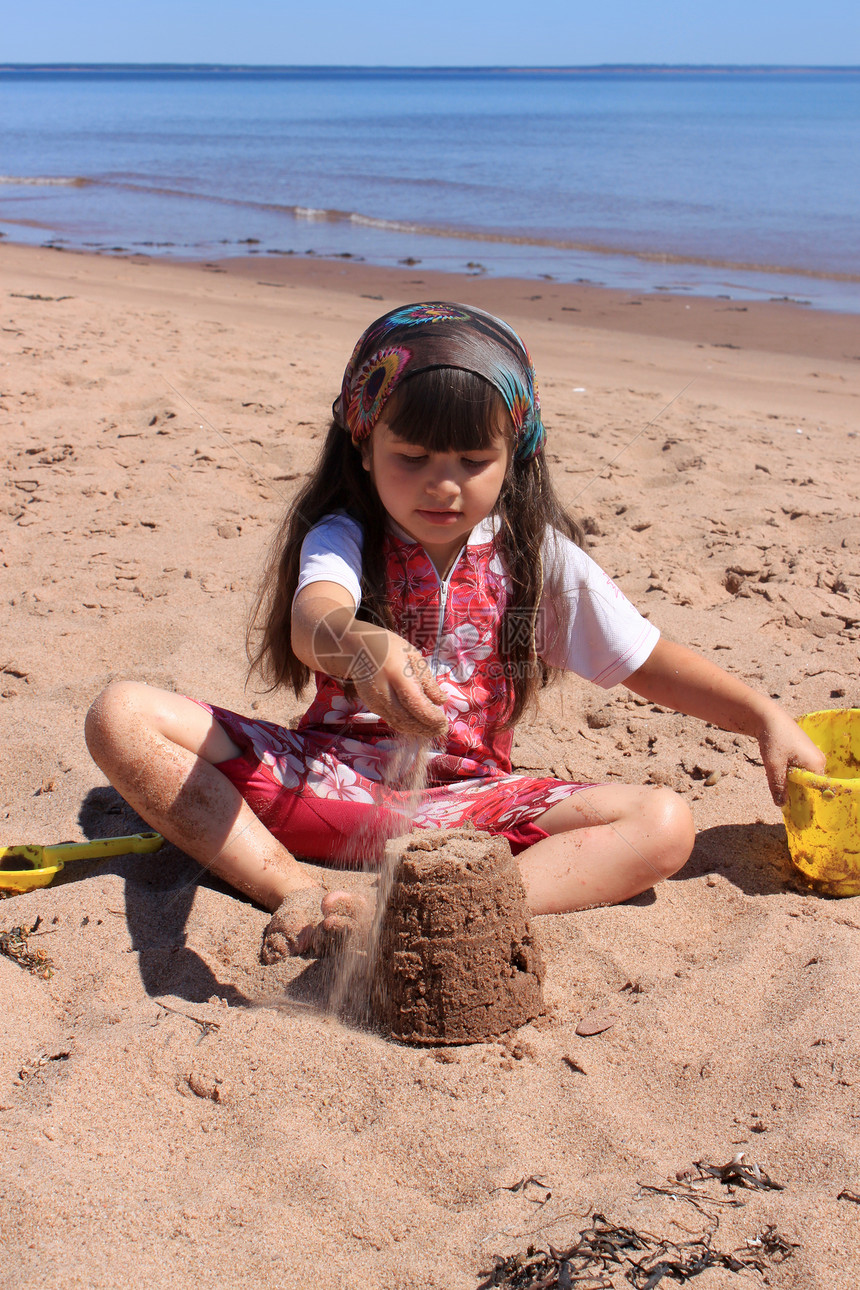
[2,61,859,72]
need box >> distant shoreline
[2,63,859,75]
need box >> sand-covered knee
[373,829,545,1045]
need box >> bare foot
[260,888,372,963]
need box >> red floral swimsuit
[198,520,652,865]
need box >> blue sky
[3,1,859,66]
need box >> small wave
[350,212,421,234]
[293,206,337,221]
[0,174,90,187]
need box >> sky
[3,0,859,67]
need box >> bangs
[385,367,512,453]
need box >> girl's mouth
[417,510,462,525]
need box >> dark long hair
[248,368,583,727]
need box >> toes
[260,924,292,965]
[320,890,369,921]
[262,888,375,964]
[303,919,351,957]
[291,921,328,957]
[260,886,325,964]
[290,912,354,958]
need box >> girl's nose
[424,465,459,499]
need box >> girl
[85,302,824,960]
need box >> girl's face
[362,418,510,577]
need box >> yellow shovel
[0,832,164,893]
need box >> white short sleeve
[539,528,659,687]
[294,512,364,610]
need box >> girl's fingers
[418,669,447,707]
[399,688,449,735]
[354,679,446,736]
[401,655,449,731]
[767,765,786,807]
[760,723,827,806]
[388,686,448,735]
[760,739,789,805]
[353,640,448,736]
[388,681,448,735]
[404,647,447,708]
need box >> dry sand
[1,241,859,1288]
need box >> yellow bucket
[783,709,860,897]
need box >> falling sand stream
[324,735,430,1027]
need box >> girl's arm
[292,583,449,737]
[624,637,826,805]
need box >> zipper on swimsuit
[430,548,465,674]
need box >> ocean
[1,65,858,311]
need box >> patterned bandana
[332,302,546,461]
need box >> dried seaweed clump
[478,1214,798,1288]
[0,920,54,979]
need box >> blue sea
[1,65,859,311]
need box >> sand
[1,241,859,1288]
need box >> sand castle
[372,829,545,1045]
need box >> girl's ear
[353,434,372,473]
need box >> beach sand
[1,241,859,1288]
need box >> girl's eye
[462,457,489,469]
[398,454,427,465]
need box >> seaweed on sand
[478,1213,798,1289]
[0,918,55,979]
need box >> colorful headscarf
[332,302,546,461]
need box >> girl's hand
[293,587,448,738]
[353,632,449,739]
[757,708,827,806]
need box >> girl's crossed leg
[85,682,695,957]
[85,682,365,955]
[85,682,371,956]
[85,681,306,905]
[523,785,695,914]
